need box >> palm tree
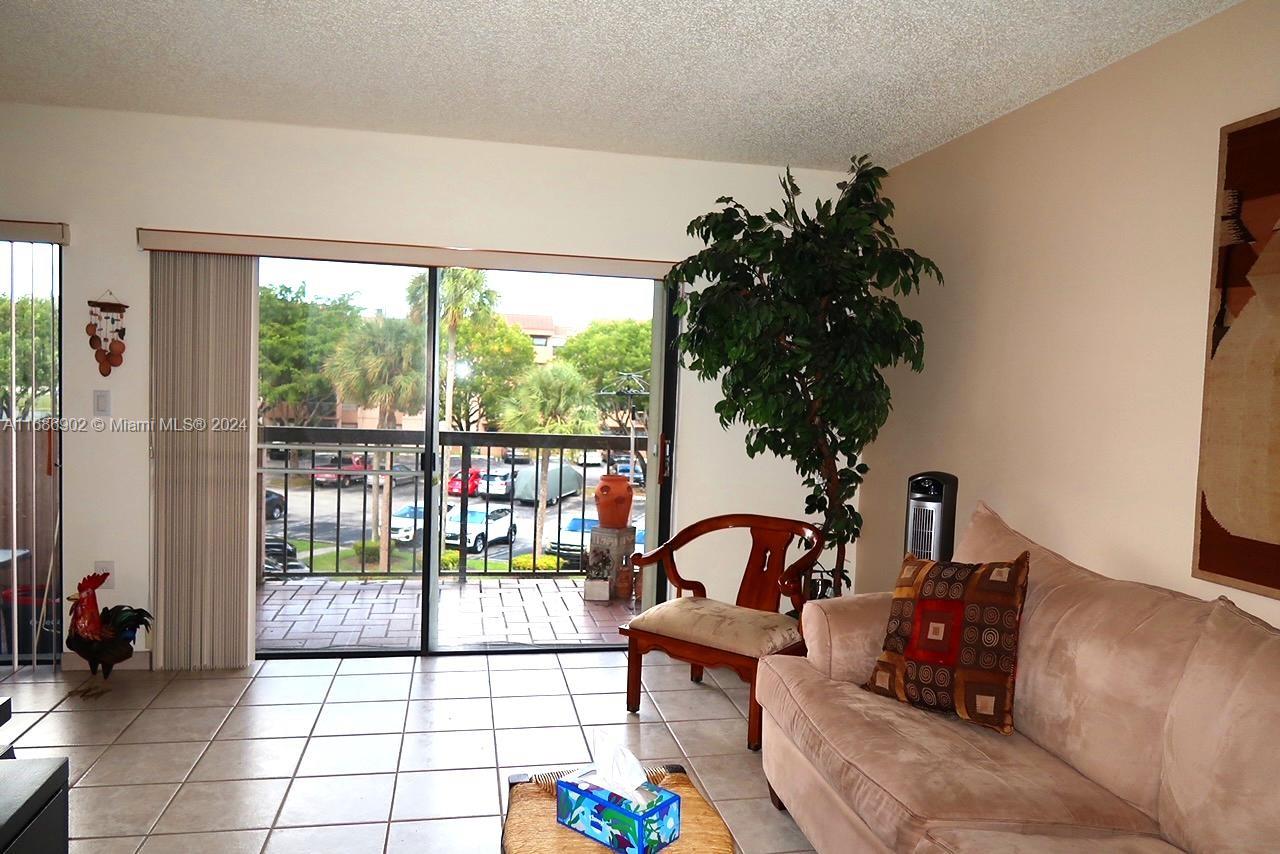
[500,362,597,562]
[408,268,494,428]
[325,315,426,571]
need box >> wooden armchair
[620,514,824,750]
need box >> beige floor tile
[688,752,770,801]
[297,733,402,776]
[494,725,589,766]
[0,666,90,686]
[0,711,42,744]
[391,769,500,820]
[338,656,416,675]
[717,797,812,854]
[154,779,290,833]
[79,742,207,787]
[326,673,412,702]
[55,682,167,712]
[399,730,495,771]
[559,650,627,669]
[724,687,752,717]
[650,688,744,721]
[238,676,332,706]
[70,836,143,854]
[415,655,487,673]
[216,704,320,740]
[491,694,577,729]
[276,773,396,827]
[4,680,77,712]
[257,658,340,678]
[642,664,712,692]
[563,667,629,694]
[311,700,407,735]
[410,670,491,699]
[68,782,178,838]
[584,722,680,761]
[386,816,501,853]
[404,698,492,732]
[571,692,662,725]
[150,678,251,709]
[709,666,748,691]
[188,738,307,781]
[489,668,568,697]
[263,822,387,854]
[173,662,263,680]
[17,709,140,746]
[486,653,559,670]
[117,707,232,743]
[497,764,582,811]
[14,745,107,786]
[667,719,753,757]
[138,829,268,854]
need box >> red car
[448,468,482,496]
[314,454,371,488]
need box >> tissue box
[556,774,681,854]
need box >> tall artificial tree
[664,156,942,595]
[325,316,426,571]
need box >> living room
[1,1,1278,852]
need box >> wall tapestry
[1193,107,1280,598]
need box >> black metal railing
[256,426,646,580]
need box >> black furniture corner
[0,756,69,854]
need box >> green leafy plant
[665,156,942,594]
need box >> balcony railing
[256,426,646,580]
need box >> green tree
[325,315,426,571]
[446,314,536,430]
[408,268,494,428]
[665,156,942,594]
[557,319,652,432]
[498,362,596,560]
[258,284,361,426]
[0,296,57,420]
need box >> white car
[546,515,646,559]
[389,504,428,544]
[479,472,513,498]
[444,507,516,553]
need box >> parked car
[501,448,533,464]
[389,504,428,544]
[264,489,285,520]
[387,463,419,485]
[547,515,646,560]
[315,453,370,487]
[444,507,516,553]
[514,463,584,505]
[263,556,311,575]
[264,536,297,560]
[479,471,513,498]
[614,461,645,486]
[265,446,290,461]
[448,468,482,496]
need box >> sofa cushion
[951,502,1214,817]
[865,552,1030,733]
[1158,598,1280,853]
[626,596,801,658]
[915,826,1180,853]
[758,654,1157,852]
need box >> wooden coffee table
[501,764,733,853]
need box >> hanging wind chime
[87,293,128,377]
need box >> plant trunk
[532,452,551,563]
[444,319,458,428]
[375,408,391,573]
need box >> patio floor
[257,576,638,653]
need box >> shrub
[510,553,573,572]
[439,550,460,570]
[350,539,392,561]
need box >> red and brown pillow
[863,551,1030,734]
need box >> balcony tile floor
[257,577,638,653]
[2,654,814,854]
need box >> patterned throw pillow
[864,551,1031,734]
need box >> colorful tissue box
[556,774,681,853]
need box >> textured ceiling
[0,1,1238,169]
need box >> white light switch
[93,390,111,417]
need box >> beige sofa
[758,502,1280,853]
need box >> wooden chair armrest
[631,547,706,597]
[778,533,825,612]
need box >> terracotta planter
[593,474,634,528]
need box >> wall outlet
[93,389,111,417]
[93,561,115,587]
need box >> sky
[257,258,653,332]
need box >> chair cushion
[626,596,801,658]
[1158,598,1280,853]
[757,654,1158,852]
[864,552,1030,734]
[915,827,1180,853]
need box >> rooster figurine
[66,572,153,684]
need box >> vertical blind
[151,251,256,669]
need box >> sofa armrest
[801,592,892,684]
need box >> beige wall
[0,103,835,642]
[858,0,1280,625]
